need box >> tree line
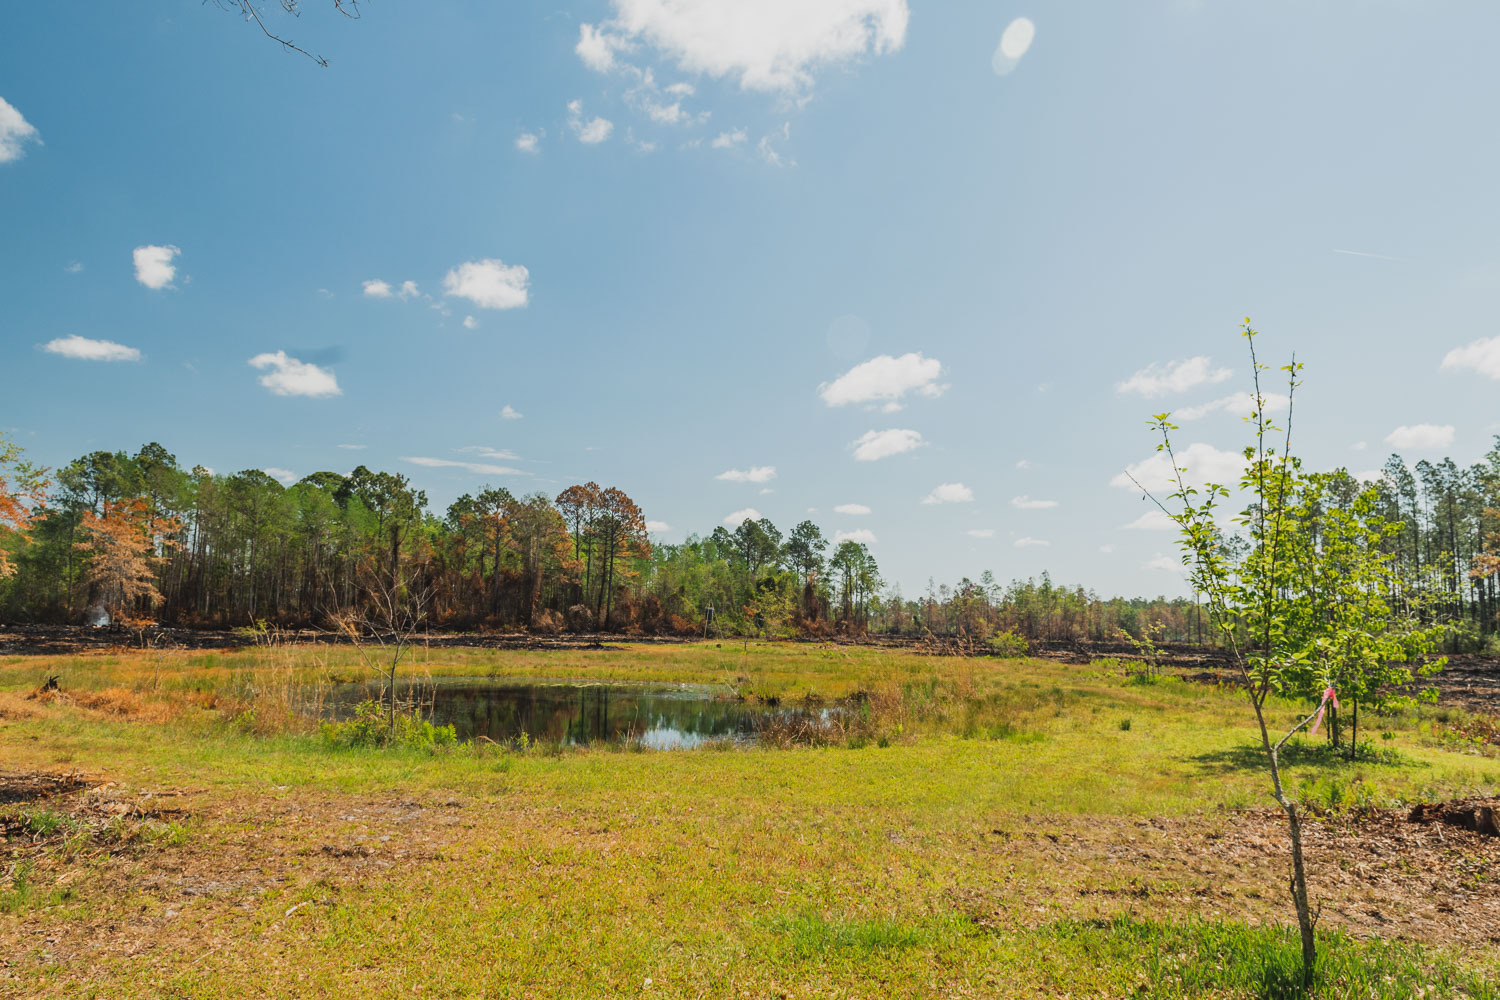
[0,435,1496,647]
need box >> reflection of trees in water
[327,681,829,746]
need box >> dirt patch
[1408,799,1500,837]
[0,771,92,805]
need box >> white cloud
[0,97,40,163]
[133,244,181,290]
[516,132,541,153]
[645,520,671,533]
[248,351,342,398]
[1441,336,1500,380]
[458,446,520,461]
[1010,495,1057,510]
[1352,469,1382,483]
[42,334,141,362]
[1099,544,1117,554]
[716,465,776,483]
[1014,537,1049,548]
[337,444,367,450]
[1352,441,1368,452]
[666,82,695,97]
[500,404,523,420]
[567,100,614,144]
[1144,553,1186,574]
[1116,357,1233,398]
[398,280,419,299]
[1015,459,1032,470]
[1174,391,1288,422]
[757,122,792,167]
[834,503,871,515]
[1112,442,1244,492]
[723,508,762,526]
[966,528,995,539]
[834,528,877,544]
[922,482,974,505]
[711,127,747,149]
[1123,510,1176,531]
[463,315,478,330]
[759,487,774,495]
[991,16,1035,75]
[443,258,530,310]
[575,1,909,95]
[1385,424,1455,450]
[576,22,630,72]
[820,353,945,407]
[851,428,924,461]
[65,261,83,274]
[362,279,392,298]
[264,467,297,486]
[402,456,526,475]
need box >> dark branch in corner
[212,1,363,68]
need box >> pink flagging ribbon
[1308,686,1340,736]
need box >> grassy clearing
[1,642,1498,997]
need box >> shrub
[987,629,1029,658]
[318,700,457,752]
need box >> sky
[4,1,1500,600]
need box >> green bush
[987,629,1029,658]
[319,700,458,752]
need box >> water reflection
[325,678,782,748]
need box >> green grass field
[2,641,1498,998]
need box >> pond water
[324,677,812,748]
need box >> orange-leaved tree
[0,433,50,580]
[76,498,182,619]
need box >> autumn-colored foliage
[76,498,182,617]
[0,434,50,579]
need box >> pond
[323,677,822,748]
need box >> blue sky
[4,1,1500,598]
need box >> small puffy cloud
[1099,544,1117,554]
[851,428,924,461]
[516,132,540,153]
[967,528,995,539]
[1014,537,1049,548]
[1441,336,1500,380]
[834,503,871,515]
[991,16,1035,75]
[645,520,671,533]
[463,315,478,330]
[500,404,523,420]
[1352,441,1368,452]
[835,528,877,544]
[711,128,747,149]
[1385,424,1455,450]
[65,261,83,274]
[403,456,525,475]
[1174,391,1289,422]
[264,467,297,486]
[443,258,530,310]
[1015,459,1032,470]
[576,22,630,72]
[43,334,141,362]
[1010,495,1057,510]
[820,352,944,407]
[398,280,419,299]
[362,279,392,298]
[922,482,974,505]
[716,465,776,483]
[1123,510,1176,531]
[1116,357,1232,398]
[1145,553,1186,574]
[0,96,40,163]
[723,508,762,526]
[1112,442,1244,491]
[133,244,181,290]
[567,100,613,144]
[759,487,774,495]
[574,1,908,95]
[249,351,341,398]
